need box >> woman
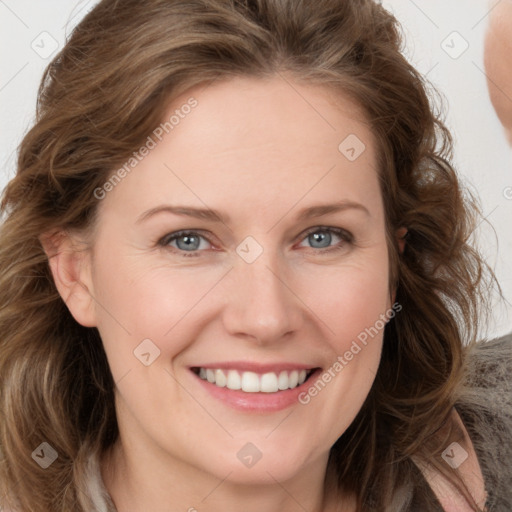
[0,0,510,511]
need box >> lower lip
[191,368,322,412]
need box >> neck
[100,440,356,512]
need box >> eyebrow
[136,200,370,224]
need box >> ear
[40,230,97,327]
[389,227,407,306]
[396,226,407,254]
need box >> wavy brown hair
[0,0,494,510]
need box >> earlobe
[40,230,97,328]
[389,227,407,307]
[396,227,407,254]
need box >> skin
[42,76,485,511]
[484,0,512,145]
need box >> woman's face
[82,76,393,485]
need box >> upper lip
[190,361,320,374]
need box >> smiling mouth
[191,367,318,393]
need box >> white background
[1,0,511,338]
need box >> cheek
[296,266,390,438]
[91,249,225,363]
[298,261,391,350]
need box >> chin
[200,443,317,485]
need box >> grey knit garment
[448,334,512,511]
[83,335,512,511]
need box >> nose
[221,252,304,345]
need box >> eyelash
[157,226,354,258]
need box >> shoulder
[463,333,512,377]
[459,333,512,417]
[456,333,512,510]
[415,335,512,512]
[416,407,488,512]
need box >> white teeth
[215,369,227,387]
[278,371,289,390]
[226,369,241,390]
[260,372,278,393]
[241,372,260,392]
[289,370,299,388]
[196,368,312,392]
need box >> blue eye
[158,226,353,257]
[160,231,211,254]
[298,227,352,251]
[307,231,332,248]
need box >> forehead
[99,75,382,223]
[166,75,374,160]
